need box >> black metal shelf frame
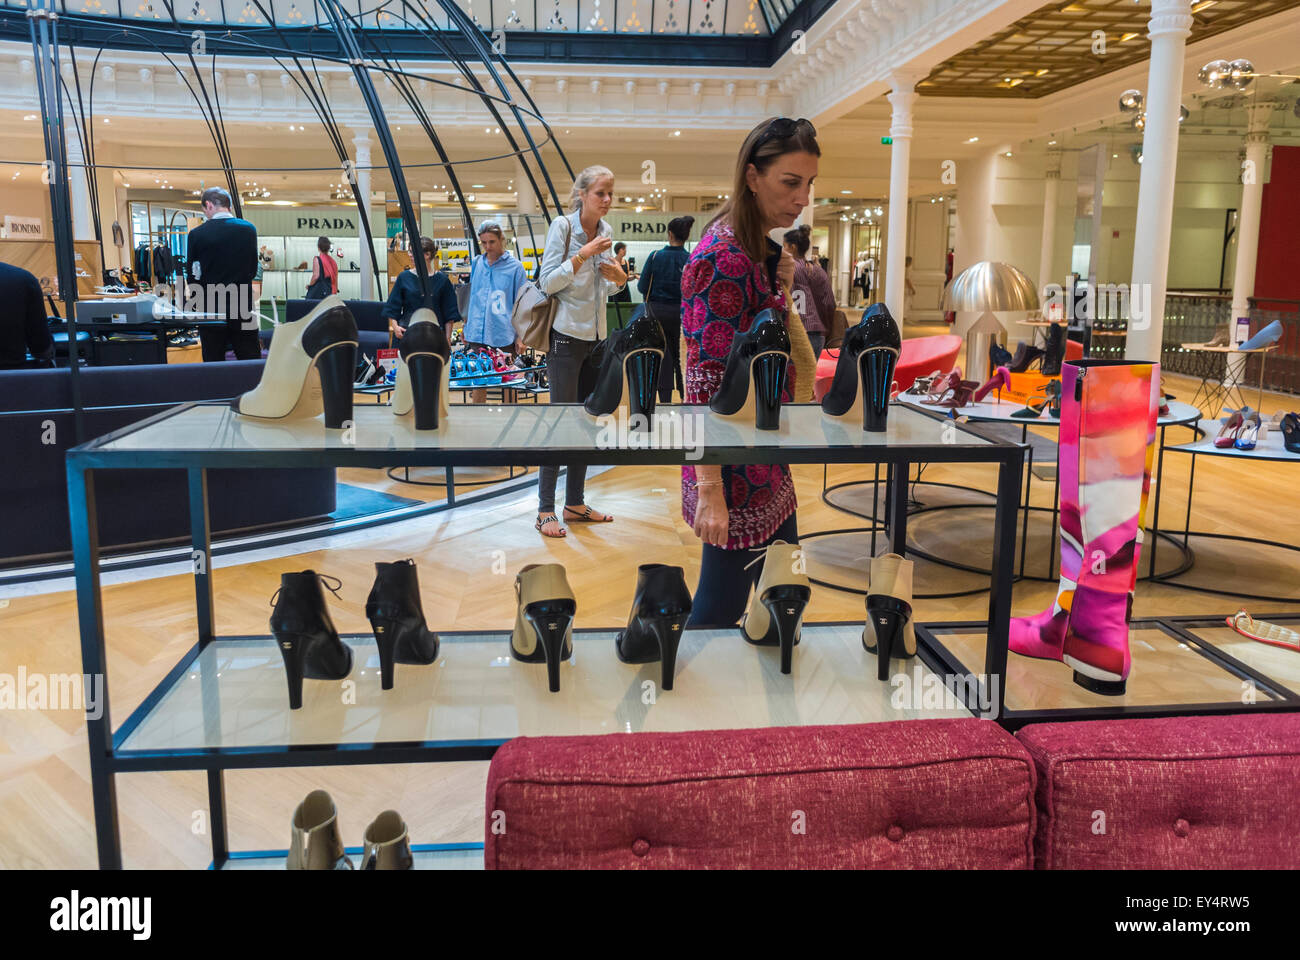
[68,400,1026,869]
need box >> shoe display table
[802,398,1201,598]
[1176,343,1277,418]
[67,401,1023,868]
[1147,419,1300,602]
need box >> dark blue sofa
[263,300,390,358]
[0,360,336,563]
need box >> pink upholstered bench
[1018,713,1300,869]
[485,719,1036,869]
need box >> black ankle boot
[820,302,901,431]
[989,340,1013,370]
[709,309,791,430]
[365,559,440,690]
[583,310,666,424]
[270,571,354,710]
[1006,342,1044,373]
[615,564,693,691]
[1040,323,1067,376]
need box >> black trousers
[538,330,601,514]
[647,300,683,403]
[687,512,799,628]
[199,316,262,363]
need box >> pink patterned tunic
[680,219,797,549]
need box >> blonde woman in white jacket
[535,164,628,539]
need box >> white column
[1038,147,1063,297]
[952,148,1000,278]
[515,157,539,216]
[883,71,920,323]
[836,217,853,305]
[1226,102,1273,391]
[64,123,95,242]
[1126,0,1193,362]
[352,131,374,299]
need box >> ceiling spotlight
[672,130,681,136]
[840,189,852,194]
[1132,113,1147,132]
[1179,105,1190,123]
[1004,151,1013,158]
[874,206,883,215]
[1119,89,1143,112]
[1198,59,1231,88]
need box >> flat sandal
[563,504,614,523]
[535,513,566,538]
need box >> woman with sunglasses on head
[681,117,819,627]
[534,164,628,539]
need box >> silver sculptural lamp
[942,261,1040,380]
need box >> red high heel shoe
[972,366,1011,403]
[921,379,977,409]
[918,369,962,403]
[1214,410,1244,448]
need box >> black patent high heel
[365,559,439,690]
[1005,342,1044,373]
[615,563,693,691]
[1280,413,1300,454]
[865,595,913,681]
[820,302,901,431]
[232,295,358,429]
[709,309,792,431]
[1040,322,1067,377]
[392,309,451,430]
[584,310,666,426]
[270,571,354,710]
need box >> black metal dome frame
[19,0,578,436]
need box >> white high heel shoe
[391,308,452,430]
[230,295,358,428]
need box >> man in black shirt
[0,261,54,369]
[187,186,260,362]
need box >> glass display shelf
[217,843,483,871]
[115,624,971,758]
[79,401,1004,467]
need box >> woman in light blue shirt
[464,219,528,402]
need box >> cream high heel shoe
[510,563,577,693]
[231,295,358,429]
[740,541,811,674]
[361,810,414,870]
[391,308,452,430]
[863,553,915,681]
[287,789,352,870]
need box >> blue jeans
[687,513,799,628]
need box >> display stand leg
[1019,434,1032,579]
[69,465,123,869]
[445,467,456,505]
[207,769,229,869]
[1183,453,1197,553]
[985,454,1022,720]
[1149,424,1168,578]
[870,463,880,558]
[188,468,214,646]
[888,459,908,557]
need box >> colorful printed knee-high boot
[1009,360,1158,684]
[1061,360,1158,693]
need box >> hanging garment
[135,243,152,284]
[111,221,124,249]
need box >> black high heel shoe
[270,571,354,710]
[709,309,791,431]
[1005,342,1044,373]
[392,309,451,431]
[584,309,666,425]
[1282,413,1300,454]
[740,542,811,674]
[820,302,901,432]
[615,564,693,691]
[231,295,358,429]
[1040,322,1067,376]
[989,340,1013,370]
[365,559,439,690]
[863,554,915,681]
